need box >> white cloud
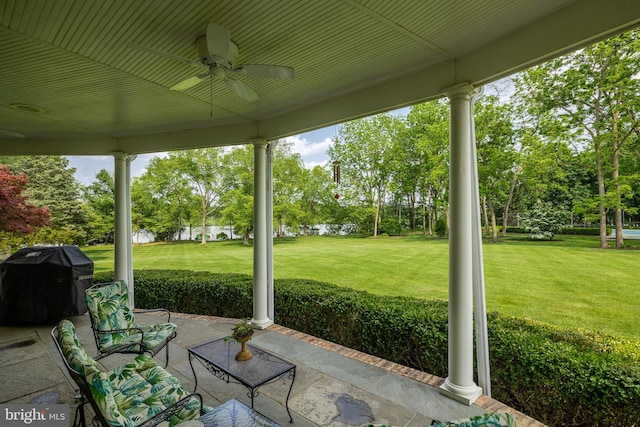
[285,135,334,158]
[304,160,329,170]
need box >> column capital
[443,83,475,99]
[251,138,268,149]
[112,151,128,160]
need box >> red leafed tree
[0,164,50,233]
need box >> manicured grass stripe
[82,235,640,340]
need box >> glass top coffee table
[198,398,282,427]
[189,338,296,423]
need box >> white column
[440,84,483,405]
[266,142,275,321]
[126,155,137,307]
[469,88,491,397]
[113,152,132,306]
[252,141,273,329]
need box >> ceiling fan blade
[224,77,259,102]
[206,23,230,63]
[232,64,294,79]
[128,44,204,68]
[170,73,209,91]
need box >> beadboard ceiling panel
[0,0,638,154]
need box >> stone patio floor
[0,311,545,426]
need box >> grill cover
[0,246,94,324]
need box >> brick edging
[143,311,545,426]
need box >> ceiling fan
[131,23,294,102]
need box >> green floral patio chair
[363,412,517,427]
[52,319,211,427]
[85,281,177,367]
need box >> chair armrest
[136,308,172,322]
[137,393,204,427]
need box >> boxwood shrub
[93,270,640,426]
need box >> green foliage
[132,156,197,241]
[83,169,115,244]
[505,226,608,236]
[434,216,447,237]
[6,156,90,245]
[224,318,254,343]
[328,113,404,236]
[97,269,640,426]
[560,227,611,236]
[521,201,570,240]
[489,315,640,426]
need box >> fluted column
[440,84,483,405]
[113,152,133,306]
[252,141,273,329]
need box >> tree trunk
[243,230,250,246]
[487,197,498,243]
[612,109,624,249]
[410,193,417,230]
[422,200,427,236]
[502,164,521,237]
[482,195,490,236]
[426,189,433,236]
[200,199,207,244]
[445,207,450,233]
[373,189,381,237]
[595,141,609,248]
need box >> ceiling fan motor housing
[197,35,238,68]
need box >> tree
[0,164,49,252]
[83,169,115,244]
[9,156,90,245]
[474,95,517,242]
[172,148,227,244]
[521,201,570,240]
[405,100,450,236]
[220,146,254,245]
[517,30,640,248]
[328,113,402,236]
[296,165,335,236]
[132,156,196,241]
[272,142,306,236]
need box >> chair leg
[163,342,170,368]
[73,398,89,427]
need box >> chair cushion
[86,281,177,353]
[86,354,212,427]
[85,281,136,337]
[106,323,178,353]
[57,319,100,376]
[362,412,517,427]
[431,412,518,426]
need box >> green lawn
[83,234,640,341]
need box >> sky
[66,125,339,186]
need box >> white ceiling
[1,0,639,155]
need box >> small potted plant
[225,318,254,361]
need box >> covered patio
[0,312,542,426]
[1,0,640,423]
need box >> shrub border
[94,270,640,426]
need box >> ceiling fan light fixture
[209,67,225,78]
[134,22,294,101]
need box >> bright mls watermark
[1,405,68,426]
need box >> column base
[439,377,482,405]
[251,318,274,330]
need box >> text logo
[1,405,68,427]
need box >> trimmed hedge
[504,226,611,236]
[559,227,612,236]
[93,270,640,426]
